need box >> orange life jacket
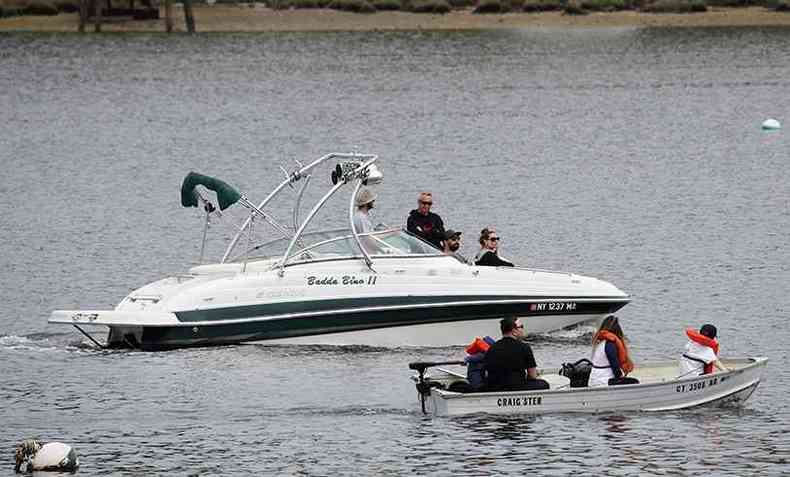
[465,337,491,355]
[595,330,634,375]
[686,328,719,374]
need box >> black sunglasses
[419,201,433,205]
[488,237,500,242]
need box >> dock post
[78,0,87,32]
[93,0,103,32]
[165,0,173,32]
[183,0,195,33]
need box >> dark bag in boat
[559,358,592,388]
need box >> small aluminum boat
[409,357,767,416]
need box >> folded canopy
[180,172,242,211]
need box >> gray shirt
[353,209,373,233]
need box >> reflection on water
[600,414,632,435]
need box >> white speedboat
[49,152,629,350]
[409,357,767,416]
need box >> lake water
[1,27,789,475]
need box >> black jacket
[484,337,537,391]
[474,250,514,267]
[406,210,445,249]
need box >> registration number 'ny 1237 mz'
[529,302,577,312]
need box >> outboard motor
[408,361,464,413]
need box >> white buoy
[14,440,79,473]
[762,118,781,130]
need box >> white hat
[355,188,378,207]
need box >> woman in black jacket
[474,228,514,267]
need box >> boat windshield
[230,228,443,265]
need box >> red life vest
[465,337,491,355]
[595,330,634,375]
[686,328,719,374]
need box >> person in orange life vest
[484,317,549,391]
[588,315,639,387]
[678,324,729,377]
[463,335,496,390]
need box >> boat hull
[421,358,767,416]
[123,298,623,350]
[51,257,629,350]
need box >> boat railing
[279,155,382,274]
[220,152,378,264]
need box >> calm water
[1,27,789,475]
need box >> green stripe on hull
[142,299,626,350]
[174,295,627,323]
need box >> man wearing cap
[407,192,445,249]
[353,188,377,233]
[443,229,468,263]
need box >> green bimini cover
[180,172,242,211]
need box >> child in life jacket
[464,336,496,390]
[678,324,729,377]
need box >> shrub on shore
[23,0,59,14]
[410,0,450,11]
[54,0,78,12]
[372,0,402,9]
[447,0,475,6]
[473,0,511,13]
[705,0,761,5]
[643,0,707,11]
[521,0,562,11]
[291,0,322,8]
[771,0,790,9]
[562,0,588,13]
[328,0,376,12]
[581,0,626,10]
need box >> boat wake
[283,405,413,418]
[248,343,397,355]
[528,326,596,345]
[0,332,119,353]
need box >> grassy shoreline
[2,5,790,32]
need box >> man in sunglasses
[484,317,549,391]
[406,192,446,249]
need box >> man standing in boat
[354,188,377,233]
[484,317,549,391]
[407,192,446,249]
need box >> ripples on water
[2,27,790,475]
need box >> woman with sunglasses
[474,228,514,267]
